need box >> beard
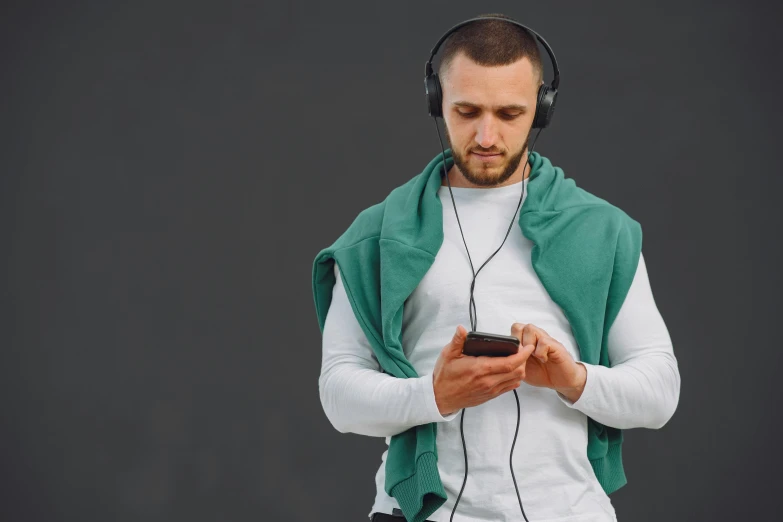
[446,128,530,187]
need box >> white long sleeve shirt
[319,178,681,522]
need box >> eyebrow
[453,101,528,111]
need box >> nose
[475,114,498,149]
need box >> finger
[485,342,535,375]
[534,339,549,363]
[510,322,526,340]
[493,346,536,389]
[493,373,523,394]
[521,324,541,351]
[448,325,467,355]
[544,339,570,364]
[503,380,522,394]
[517,341,537,366]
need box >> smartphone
[463,331,520,357]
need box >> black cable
[434,120,542,333]
[433,116,543,522]
[510,383,530,521]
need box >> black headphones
[424,16,561,129]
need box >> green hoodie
[312,149,642,522]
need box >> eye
[457,110,478,118]
[500,112,521,120]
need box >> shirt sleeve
[318,263,460,438]
[556,252,681,429]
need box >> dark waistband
[371,510,435,522]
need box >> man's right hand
[433,325,537,416]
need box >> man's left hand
[510,322,587,402]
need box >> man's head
[438,14,544,187]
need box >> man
[313,14,680,522]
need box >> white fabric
[319,177,680,522]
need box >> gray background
[2,1,781,521]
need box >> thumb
[448,325,467,354]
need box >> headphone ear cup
[532,84,558,129]
[425,73,443,117]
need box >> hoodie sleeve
[318,264,460,437]
[557,252,681,429]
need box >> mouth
[471,151,503,161]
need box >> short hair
[438,13,544,86]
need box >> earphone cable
[510,386,530,521]
[433,116,543,522]
[434,118,543,332]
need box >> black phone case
[463,331,520,357]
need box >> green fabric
[312,149,642,522]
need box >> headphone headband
[424,16,560,91]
